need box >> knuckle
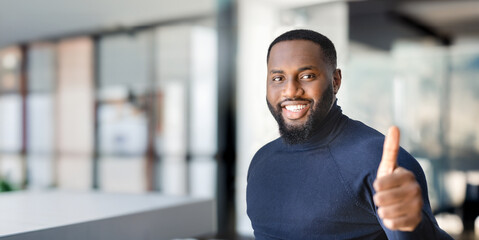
[405,171,415,181]
[374,180,385,191]
[374,195,383,205]
[383,208,393,218]
[411,184,421,196]
[386,219,398,229]
[377,208,384,218]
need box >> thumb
[377,126,400,178]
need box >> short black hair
[267,29,337,70]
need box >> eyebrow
[269,66,318,74]
[297,66,317,71]
[270,69,284,74]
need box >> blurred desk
[0,190,216,240]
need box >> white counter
[0,190,216,240]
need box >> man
[246,29,452,239]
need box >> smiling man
[246,29,452,239]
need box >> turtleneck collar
[282,100,347,151]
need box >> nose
[282,77,304,98]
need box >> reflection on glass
[346,40,454,210]
[392,41,446,159]
[155,25,191,195]
[97,31,153,192]
[347,38,479,220]
[155,25,218,197]
[450,43,479,170]
[450,43,479,231]
[99,32,152,94]
[98,100,148,156]
[342,42,394,131]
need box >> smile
[285,104,307,112]
[281,101,311,120]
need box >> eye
[272,76,283,82]
[300,74,315,80]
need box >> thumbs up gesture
[373,126,423,231]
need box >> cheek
[266,87,280,103]
[302,85,319,98]
[306,81,329,98]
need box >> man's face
[266,40,341,144]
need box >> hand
[373,126,423,231]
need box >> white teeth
[285,105,306,112]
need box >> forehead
[268,40,324,69]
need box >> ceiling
[349,0,479,50]
[1,0,478,49]
[0,0,215,48]
[398,0,479,37]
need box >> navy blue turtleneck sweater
[246,103,452,239]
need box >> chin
[283,119,307,130]
[283,114,309,125]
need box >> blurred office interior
[1,0,479,239]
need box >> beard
[267,84,334,145]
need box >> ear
[332,68,342,95]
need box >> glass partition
[27,43,56,189]
[56,37,95,190]
[97,30,153,192]
[0,47,24,188]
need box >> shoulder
[329,118,423,179]
[247,137,282,181]
[341,118,385,144]
[344,119,424,175]
[330,118,385,166]
[251,137,283,164]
